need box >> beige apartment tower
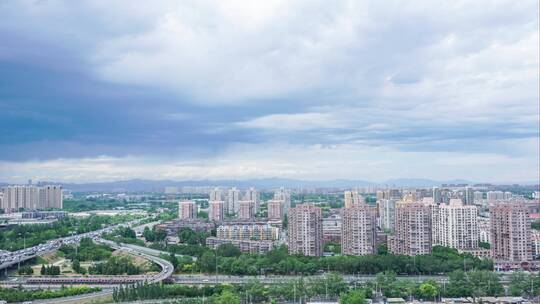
[178,200,198,220]
[238,200,255,220]
[388,198,433,255]
[267,199,284,220]
[490,203,532,262]
[341,204,377,255]
[209,200,225,222]
[288,204,323,256]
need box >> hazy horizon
[1,1,539,184]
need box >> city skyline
[1,1,539,184]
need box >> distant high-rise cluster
[199,184,536,266]
[344,190,363,208]
[1,185,63,212]
[208,186,261,216]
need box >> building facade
[209,200,225,222]
[288,204,323,256]
[267,199,284,220]
[438,199,479,250]
[216,223,279,240]
[378,199,397,232]
[490,203,532,262]
[341,204,377,255]
[238,200,255,220]
[388,199,433,255]
[1,185,63,211]
[178,200,198,220]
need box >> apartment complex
[178,200,198,220]
[388,198,433,255]
[216,223,279,240]
[206,237,277,254]
[208,200,225,222]
[490,203,532,262]
[438,199,479,250]
[288,204,323,256]
[341,204,377,255]
[1,185,63,211]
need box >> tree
[418,282,438,300]
[216,243,241,257]
[40,264,46,275]
[213,290,240,304]
[377,244,388,255]
[169,252,179,270]
[340,289,367,304]
[72,259,82,273]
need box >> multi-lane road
[0,219,146,271]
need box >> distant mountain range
[2,178,536,192]
[0,178,483,192]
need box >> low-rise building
[206,237,278,254]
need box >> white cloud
[1,141,537,183]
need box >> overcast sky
[0,0,538,184]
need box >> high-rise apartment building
[344,191,363,208]
[341,204,377,255]
[288,204,323,256]
[238,200,255,220]
[244,187,260,213]
[178,200,198,220]
[463,187,474,205]
[490,203,532,262]
[267,199,284,220]
[422,197,440,245]
[438,199,479,250]
[227,187,241,214]
[209,187,224,201]
[274,187,291,214]
[388,198,433,255]
[1,185,62,211]
[378,199,397,232]
[209,200,225,222]
[432,187,441,204]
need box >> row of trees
[143,226,167,242]
[17,265,34,275]
[0,286,100,303]
[196,245,493,276]
[112,270,540,303]
[59,237,112,261]
[40,264,61,275]
[112,281,224,302]
[88,256,142,275]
